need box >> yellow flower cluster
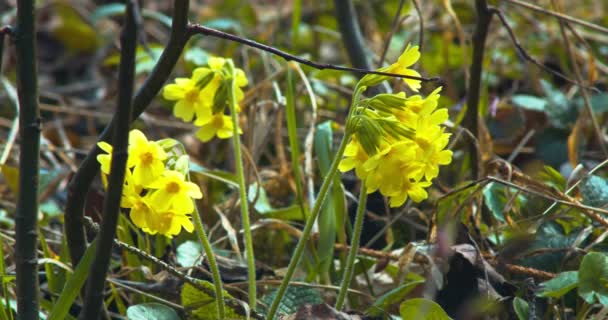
[339,46,452,207]
[162,57,247,142]
[97,129,202,237]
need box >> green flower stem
[335,181,367,310]
[191,206,225,319]
[265,85,364,320]
[228,60,257,309]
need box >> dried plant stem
[335,181,367,310]
[78,3,136,318]
[14,0,41,318]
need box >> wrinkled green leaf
[399,298,451,320]
[182,281,245,320]
[537,271,578,298]
[261,286,323,317]
[126,303,180,320]
[578,252,608,306]
[512,297,529,320]
[367,279,425,316]
[579,175,608,208]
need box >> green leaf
[189,163,239,188]
[176,241,202,268]
[48,240,98,320]
[367,279,425,316]
[537,271,578,298]
[247,183,305,220]
[184,47,209,66]
[579,175,608,208]
[126,303,180,320]
[261,285,323,317]
[314,121,345,275]
[578,252,608,306]
[399,298,451,320]
[483,182,507,222]
[181,281,245,320]
[512,297,530,320]
[511,95,548,111]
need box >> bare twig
[465,0,494,179]
[503,0,608,35]
[14,0,42,317]
[489,8,596,91]
[79,3,137,318]
[186,24,442,84]
[411,0,424,53]
[550,0,608,158]
[378,0,407,67]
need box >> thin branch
[503,0,608,35]
[186,24,442,84]
[378,0,407,67]
[465,0,493,179]
[489,8,596,91]
[550,0,608,158]
[79,2,137,318]
[411,0,424,52]
[64,0,191,267]
[14,0,41,317]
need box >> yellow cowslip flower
[163,77,210,122]
[414,128,453,181]
[147,170,203,214]
[385,44,422,92]
[127,129,168,187]
[194,113,242,142]
[122,191,193,238]
[338,136,369,179]
[392,87,442,128]
[97,141,113,175]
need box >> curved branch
[64,0,191,266]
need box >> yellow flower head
[386,44,422,92]
[147,170,203,214]
[127,130,168,187]
[194,113,242,142]
[338,136,370,179]
[96,141,113,175]
[163,78,209,122]
[146,210,194,238]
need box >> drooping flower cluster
[162,57,247,142]
[97,129,202,237]
[339,45,452,207]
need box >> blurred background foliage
[1,0,608,319]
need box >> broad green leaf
[247,183,306,220]
[261,286,323,317]
[91,4,172,27]
[181,281,245,320]
[512,297,529,320]
[537,271,578,298]
[367,280,425,316]
[578,252,608,306]
[399,298,451,320]
[48,240,97,320]
[176,241,202,268]
[184,47,209,66]
[189,163,238,188]
[579,175,608,208]
[482,182,507,222]
[314,121,345,275]
[511,95,547,111]
[126,303,180,320]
